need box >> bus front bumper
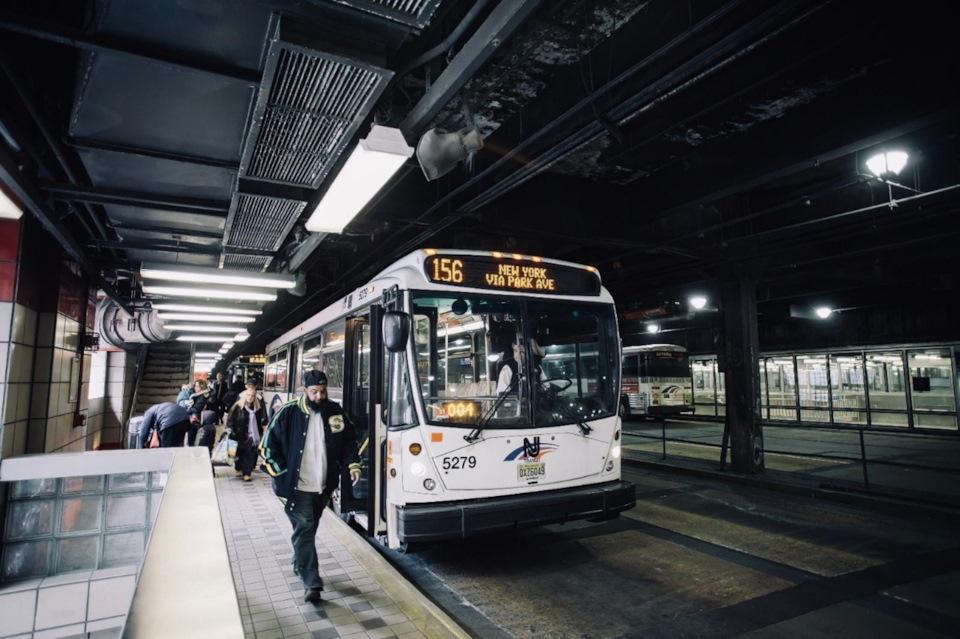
[397,480,636,542]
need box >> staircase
[134,342,193,415]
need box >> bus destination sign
[424,255,600,295]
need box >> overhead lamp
[0,182,24,220]
[150,301,262,315]
[815,307,832,319]
[164,324,244,332]
[140,263,296,289]
[142,282,277,302]
[233,331,249,342]
[416,126,483,181]
[689,296,707,310]
[157,313,254,323]
[305,125,413,234]
[646,323,661,334]
[866,151,909,178]
[176,335,238,342]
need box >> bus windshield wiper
[465,383,516,443]
[539,383,592,436]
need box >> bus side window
[354,324,371,418]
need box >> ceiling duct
[330,0,443,29]
[96,298,170,349]
[222,193,306,270]
[239,18,395,189]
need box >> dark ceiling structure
[1,0,958,361]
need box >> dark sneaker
[304,588,322,604]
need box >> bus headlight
[423,478,436,491]
[611,445,621,459]
[410,461,426,476]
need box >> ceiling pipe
[400,0,544,139]
[395,0,492,79]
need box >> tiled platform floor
[213,466,466,639]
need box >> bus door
[343,309,387,537]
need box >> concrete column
[719,265,765,473]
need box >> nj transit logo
[503,436,558,461]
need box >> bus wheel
[618,401,629,419]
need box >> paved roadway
[371,464,960,638]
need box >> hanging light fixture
[689,296,707,310]
[865,150,909,178]
[305,125,413,234]
[142,283,277,302]
[150,301,262,315]
[140,263,296,289]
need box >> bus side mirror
[383,311,410,352]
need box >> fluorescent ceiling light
[305,125,413,234]
[195,351,219,358]
[0,182,23,220]
[233,331,249,342]
[866,150,909,177]
[141,263,296,289]
[438,321,484,337]
[157,313,255,323]
[163,324,249,332]
[142,283,277,302]
[176,335,239,342]
[150,301,262,315]
[689,296,707,310]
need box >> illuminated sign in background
[424,256,600,295]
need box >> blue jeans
[285,491,327,590]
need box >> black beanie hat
[303,370,328,387]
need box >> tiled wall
[101,350,137,449]
[0,561,135,638]
[1,301,37,459]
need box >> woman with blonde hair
[227,384,268,481]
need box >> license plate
[517,462,545,482]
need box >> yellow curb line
[321,512,471,639]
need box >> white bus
[620,344,693,418]
[263,249,635,550]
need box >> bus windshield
[412,293,619,428]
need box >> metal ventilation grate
[225,194,306,252]
[223,254,272,271]
[331,0,442,28]
[243,48,389,188]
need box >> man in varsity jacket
[258,370,362,604]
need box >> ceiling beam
[88,239,272,257]
[109,223,224,240]
[42,184,229,216]
[399,0,545,139]
[65,137,241,170]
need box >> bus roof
[266,249,613,353]
[622,344,688,354]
